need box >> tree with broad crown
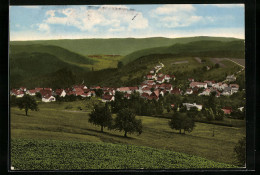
[16,94,39,116]
[169,112,195,134]
[88,103,113,132]
[114,108,142,137]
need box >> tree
[88,103,113,132]
[234,137,246,166]
[16,94,39,116]
[114,108,142,137]
[117,61,123,69]
[169,112,195,134]
[35,92,42,99]
[215,108,225,121]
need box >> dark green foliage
[16,95,39,116]
[231,108,245,120]
[88,103,113,132]
[214,63,220,68]
[10,95,17,107]
[215,108,225,121]
[35,92,41,99]
[204,108,215,121]
[11,138,237,170]
[234,137,246,166]
[114,108,142,137]
[94,89,103,97]
[122,40,245,64]
[168,112,195,134]
[117,61,123,69]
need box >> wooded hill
[121,40,245,64]
[9,37,245,89]
[10,36,242,56]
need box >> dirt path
[194,57,202,63]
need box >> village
[10,62,242,115]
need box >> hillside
[11,138,236,170]
[11,102,245,167]
[10,44,95,66]
[10,36,241,56]
[121,40,245,64]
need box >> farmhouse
[229,84,239,92]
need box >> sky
[9,4,245,41]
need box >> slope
[11,138,236,169]
[9,44,95,66]
[10,52,85,88]
[10,36,241,56]
[121,40,245,64]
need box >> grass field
[11,138,237,170]
[11,101,246,168]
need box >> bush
[234,137,246,166]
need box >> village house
[10,89,24,98]
[183,103,203,111]
[221,87,233,96]
[170,88,182,95]
[142,87,152,95]
[26,89,36,96]
[204,80,215,87]
[19,87,27,92]
[189,82,207,89]
[150,69,155,74]
[188,78,194,82]
[35,88,43,92]
[185,88,193,95]
[55,89,66,97]
[198,88,211,96]
[229,84,239,92]
[156,77,165,84]
[42,94,56,102]
[102,94,115,102]
[212,82,228,90]
[226,75,236,82]
[117,87,131,94]
[222,107,232,115]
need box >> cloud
[43,6,148,32]
[37,23,50,33]
[21,6,40,9]
[151,5,204,28]
[205,4,244,8]
[154,4,196,15]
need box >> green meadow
[11,101,245,169]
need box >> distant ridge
[10,36,242,56]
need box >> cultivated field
[11,101,245,169]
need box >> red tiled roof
[103,94,113,101]
[171,88,181,94]
[117,87,130,91]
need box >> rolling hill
[10,36,242,56]
[9,45,96,88]
[121,40,245,64]
[10,44,95,66]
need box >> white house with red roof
[185,88,193,95]
[198,88,211,96]
[55,89,66,97]
[42,94,56,102]
[102,95,115,102]
[19,87,27,92]
[183,103,202,111]
[10,89,24,98]
[190,82,207,89]
[26,89,36,96]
